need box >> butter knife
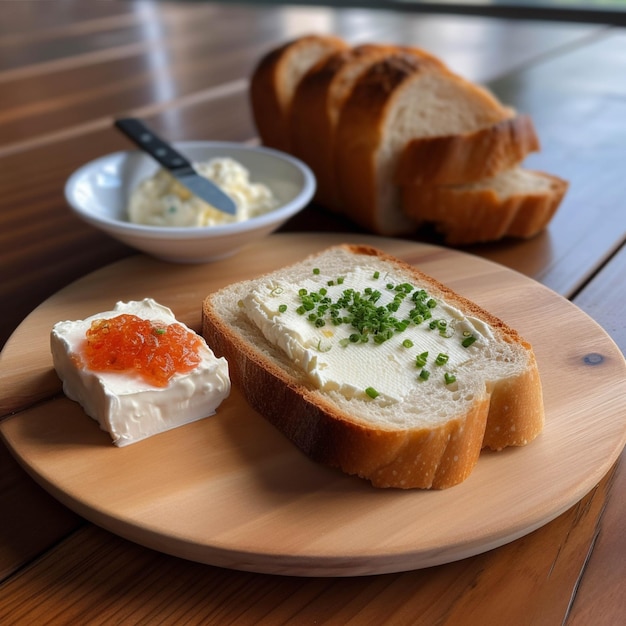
[114,118,237,216]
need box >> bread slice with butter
[202,245,544,489]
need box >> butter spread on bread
[202,245,544,489]
[242,267,496,406]
[51,298,230,446]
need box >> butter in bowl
[64,140,316,263]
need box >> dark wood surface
[0,2,624,624]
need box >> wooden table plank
[572,241,626,353]
[0,4,601,146]
[472,31,626,296]
[0,444,82,582]
[0,0,134,38]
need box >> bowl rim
[64,141,316,240]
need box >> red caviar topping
[81,314,202,387]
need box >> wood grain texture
[0,467,617,625]
[0,443,82,582]
[565,242,626,624]
[1,234,624,577]
[0,1,625,621]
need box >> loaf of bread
[401,167,569,245]
[202,245,544,489]
[249,35,567,244]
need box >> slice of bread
[334,53,514,235]
[290,44,399,211]
[202,244,544,489]
[290,44,447,212]
[394,113,541,186]
[249,34,349,153]
[401,167,569,245]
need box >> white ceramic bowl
[64,141,316,263]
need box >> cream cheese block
[51,298,230,446]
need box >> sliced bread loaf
[202,244,544,489]
[401,167,569,245]
[334,53,514,235]
[249,34,349,153]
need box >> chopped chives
[402,339,414,348]
[444,372,457,385]
[419,369,430,381]
[313,268,320,274]
[415,351,429,367]
[462,335,477,348]
[435,353,449,366]
[278,304,287,313]
[365,387,379,399]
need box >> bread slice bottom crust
[401,169,569,245]
[202,245,544,489]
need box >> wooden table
[1,2,624,624]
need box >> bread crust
[202,244,544,489]
[290,44,447,213]
[290,44,399,211]
[401,170,569,245]
[249,34,348,152]
[394,114,541,186]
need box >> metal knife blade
[114,117,237,216]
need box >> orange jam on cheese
[81,314,202,387]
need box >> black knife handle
[114,118,193,172]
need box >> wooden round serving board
[1,234,625,577]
